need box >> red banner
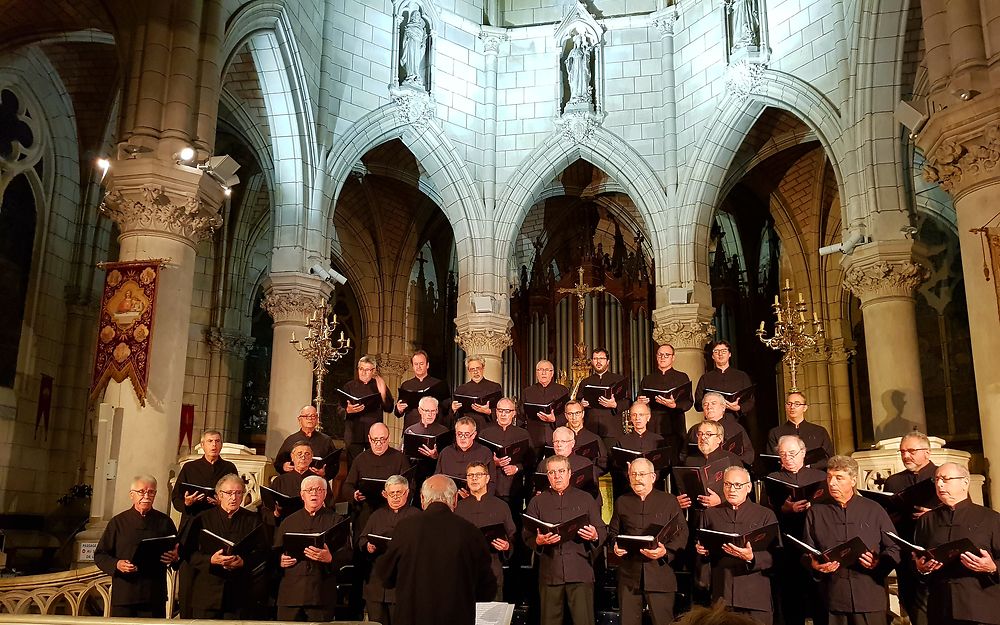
[89,260,165,406]
[34,373,53,439]
[179,403,195,453]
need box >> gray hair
[418,395,439,410]
[465,355,486,368]
[777,435,806,451]
[544,454,571,471]
[358,355,377,367]
[420,475,458,507]
[201,430,222,443]
[300,475,327,493]
[385,474,409,489]
[215,473,244,493]
[826,455,859,481]
[630,457,654,474]
[901,431,930,448]
[702,392,725,406]
[130,475,157,489]
[697,419,724,438]
[723,466,750,482]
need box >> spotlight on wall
[175,146,196,164]
[819,229,866,257]
[310,263,348,285]
[96,157,111,180]
[894,98,927,138]
[199,154,241,188]
[119,144,152,159]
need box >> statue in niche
[400,7,427,87]
[727,0,760,50]
[564,33,593,107]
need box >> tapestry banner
[89,260,166,406]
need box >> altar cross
[558,267,605,313]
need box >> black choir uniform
[536,453,603,505]
[342,447,412,540]
[359,504,421,625]
[682,413,755,467]
[451,377,503,430]
[264,469,309,527]
[914,498,1000,625]
[579,370,630,444]
[764,466,827,625]
[94,506,178,618]
[272,429,336,475]
[699,501,778,625]
[766,420,834,470]
[802,493,900,624]
[376,501,497,625]
[394,374,449,428]
[341,377,394,462]
[567,426,609,474]
[170,455,238,618]
[636,368,693,449]
[436,441,497,494]
[678,448,743,563]
[403,421,448,495]
[456,492,517,599]
[610,429,666,497]
[521,381,570,453]
[479,421,533,506]
[884,461,937,625]
[523,486,607,625]
[695,366,754,420]
[609,488,688,625]
[273,506,346,621]
[183,505,268,619]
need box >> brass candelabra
[290,304,352,424]
[756,280,825,393]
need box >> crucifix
[558,267,605,383]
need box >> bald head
[420,474,458,510]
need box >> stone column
[651,303,715,430]
[826,339,856,454]
[98,158,227,514]
[649,6,680,189]
[843,240,929,440]
[479,27,508,214]
[205,328,254,440]
[454,312,513,384]
[375,352,411,444]
[920,113,1000,507]
[260,273,331,454]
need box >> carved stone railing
[0,566,113,616]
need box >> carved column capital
[98,158,227,246]
[454,313,514,356]
[651,303,716,349]
[649,7,679,38]
[842,241,930,304]
[375,353,411,378]
[921,118,1000,198]
[206,328,256,358]
[260,273,332,325]
[479,27,509,54]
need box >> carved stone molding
[725,59,767,103]
[205,328,256,358]
[555,111,603,144]
[651,303,716,349]
[390,88,436,132]
[376,353,410,378]
[479,27,509,54]
[100,183,222,243]
[649,7,679,38]
[455,328,513,355]
[922,122,1000,195]
[260,291,325,325]
[843,260,930,302]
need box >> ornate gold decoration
[756,280,825,393]
[557,267,605,387]
[923,123,1000,194]
[290,304,352,422]
[100,184,222,243]
[843,260,930,301]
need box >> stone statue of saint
[400,7,427,86]
[728,0,760,50]
[565,33,592,106]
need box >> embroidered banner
[89,260,165,406]
[989,228,1000,315]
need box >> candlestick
[798,292,804,303]
[784,278,790,289]
[758,321,765,333]
[288,303,353,429]
[758,283,825,392]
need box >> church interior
[0,0,998,615]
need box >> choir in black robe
[274,506,345,616]
[377,501,497,625]
[436,441,497,493]
[579,370,630,440]
[695,366,754,420]
[914,498,1000,625]
[802,494,900,618]
[523,486,607,585]
[183,506,268,618]
[94,507,177,615]
[884,461,937,625]
[265,469,309,526]
[609,489,688,625]
[171,456,239,525]
[272,429,336,474]
[765,420,834,469]
[535,453,602,504]
[636,368,693,447]
[699,501,778,623]
[456,492,517,594]
[521,381,570,451]
[394,374,449,428]
[567,426,608,473]
[342,447,412,540]
[682,413,755,466]
[359,504,421,623]
[340,377,394,458]
[478,421,533,500]
[404,421,448,494]
[451,377,503,430]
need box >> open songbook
[200,525,268,571]
[335,388,385,413]
[574,439,601,462]
[282,518,352,560]
[523,394,569,422]
[611,445,674,470]
[639,381,692,406]
[179,482,217,498]
[884,531,980,564]
[366,533,392,552]
[310,448,342,472]
[577,380,627,407]
[859,479,940,517]
[672,457,732,501]
[397,380,450,408]
[523,512,589,540]
[403,430,453,457]
[704,385,755,405]
[130,534,177,570]
[759,447,830,473]
[478,522,510,544]
[357,466,417,501]
[453,390,502,413]
[478,436,530,462]
[259,486,305,514]
[697,523,780,557]
[762,476,833,505]
[615,517,685,555]
[784,533,869,565]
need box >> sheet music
[476,601,515,625]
